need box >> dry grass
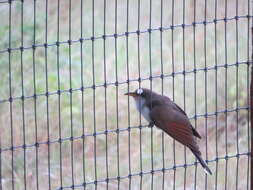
[0,0,251,189]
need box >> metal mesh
[0,0,251,189]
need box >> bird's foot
[148,122,154,128]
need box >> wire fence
[0,0,251,189]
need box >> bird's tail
[191,150,212,175]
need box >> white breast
[134,97,151,122]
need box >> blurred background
[0,0,251,189]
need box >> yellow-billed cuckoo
[125,88,212,175]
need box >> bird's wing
[172,102,187,116]
[171,102,202,139]
[150,105,201,155]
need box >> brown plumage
[125,88,212,175]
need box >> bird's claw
[148,122,154,128]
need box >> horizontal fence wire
[0,15,251,55]
[52,152,250,190]
[0,105,250,153]
[0,0,251,190]
[0,61,250,104]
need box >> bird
[125,88,212,175]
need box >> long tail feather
[191,150,212,175]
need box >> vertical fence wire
[194,1,198,189]
[182,0,187,189]
[91,0,98,189]
[159,0,165,189]
[235,0,239,189]
[20,0,26,189]
[224,0,228,189]
[125,0,132,189]
[80,0,86,188]
[193,0,198,188]
[56,0,63,188]
[45,0,51,189]
[114,0,120,189]
[148,0,154,189]
[32,0,41,189]
[171,0,176,189]
[247,1,251,190]
[251,0,253,189]
[214,0,218,189]
[8,1,14,190]
[103,0,109,189]
[68,0,75,188]
[136,0,143,189]
[204,0,208,189]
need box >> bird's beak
[124,92,137,97]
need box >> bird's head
[125,88,157,122]
[124,88,153,101]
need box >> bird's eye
[136,88,143,95]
